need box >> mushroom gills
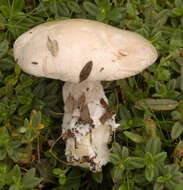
[62,81,119,172]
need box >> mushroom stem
[62,81,119,172]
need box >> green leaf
[157,69,171,81]
[135,99,178,111]
[24,118,29,128]
[145,167,154,182]
[0,57,15,70]
[83,2,99,17]
[17,94,33,105]
[172,7,183,16]
[124,131,144,143]
[6,165,21,185]
[128,157,145,169]
[108,7,121,22]
[175,184,183,190]
[154,152,167,164]
[53,168,66,176]
[0,148,7,160]
[171,111,180,120]
[153,182,164,190]
[165,181,177,189]
[44,95,59,106]
[110,153,120,165]
[24,168,35,179]
[112,142,121,155]
[22,168,41,189]
[14,64,21,76]
[175,0,183,8]
[118,184,127,190]
[57,1,70,17]
[49,0,58,15]
[0,163,8,174]
[7,145,19,162]
[119,104,132,121]
[145,119,157,136]
[61,169,81,190]
[12,0,24,12]
[126,1,139,18]
[33,83,45,98]
[144,152,154,166]
[45,81,59,95]
[95,0,110,7]
[180,67,183,91]
[0,87,5,98]
[121,147,129,159]
[31,111,41,128]
[145,137,161,155]
[0,127,10,146]
[24,128,36,142]
[171,121,183,139]
[113,166,122,179]
[66,1,81,13]
[59,176,66,185]
[0,0,9,6]
[155,9,169,26]
[18,127,26,133]
[18,104,32,116]
[0,40,9,59]
[0,5,10,17]
[9,184,20,190]
[92,172,103,184]
[169,163,180,174]
[144,7,153,25]
[19,74,33,88]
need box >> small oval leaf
[83,2,99,17]
[124,131,144,143]
[171,121,183,139]
[135,99,178,111]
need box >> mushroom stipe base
[62,81,119,172]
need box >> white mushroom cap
[14,19,158,83]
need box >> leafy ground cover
[0,0,183,189]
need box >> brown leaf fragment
[109,125,113,135]
[100,111,113,125]
[62,130,78,149]
[82,156,90,162]
[65,94,75,112]
[32,61,39,65]
[74,137,78,149]
[82,155,96,163]
[100,98,109,109]
[80,104,93,125]
[118,51,127,56]
[78,93,86,111]
[47,36,59,57]
[81,155,97,171]
[100,67,104,72]
[62,129,75,139]
[89,128,92,144]
[100,98,113,124]
[79,61,93,83]
[113,50,127,60]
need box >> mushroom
[13,19,158,172]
